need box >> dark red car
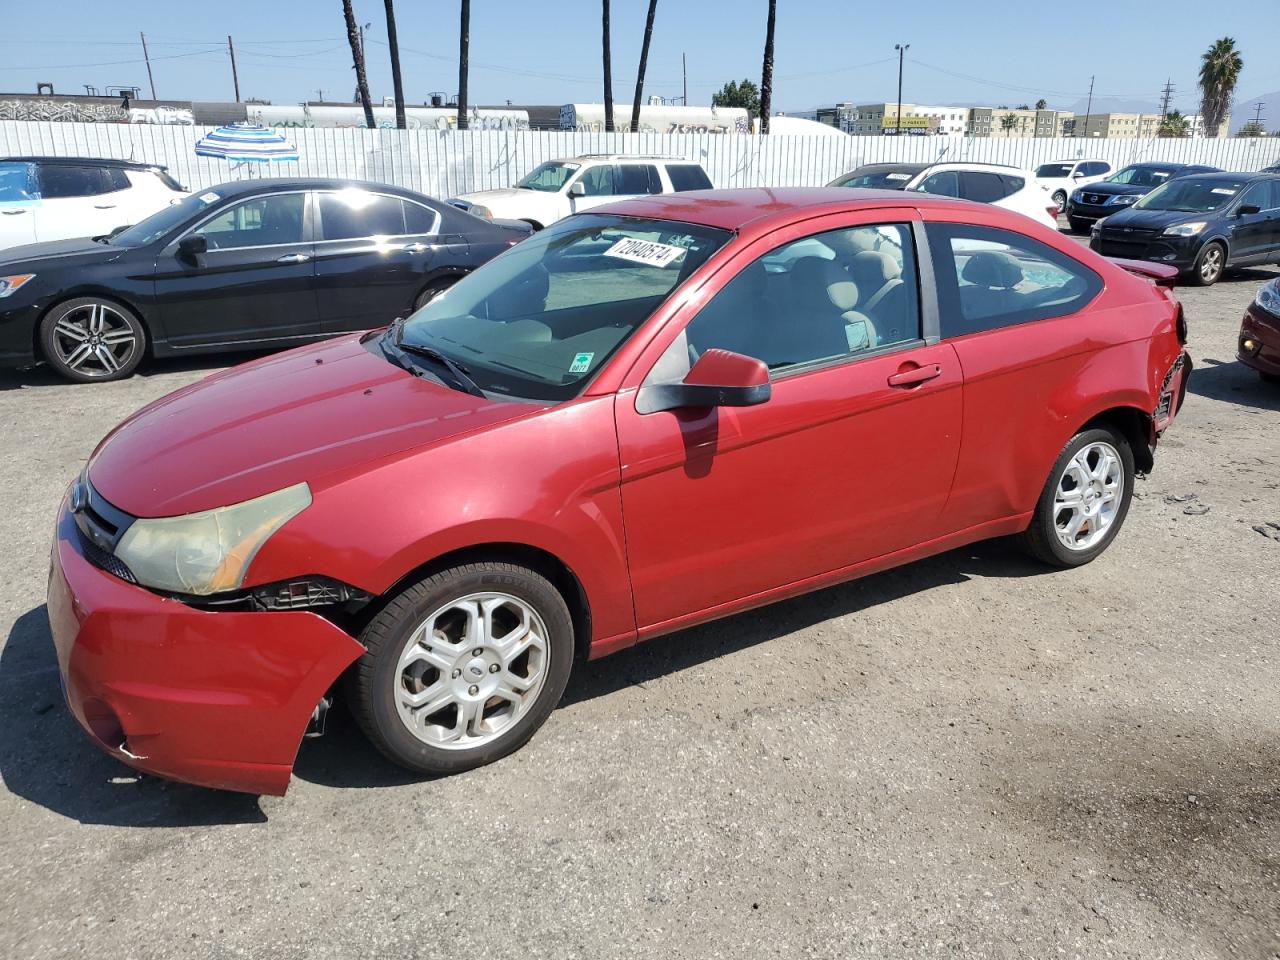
[1238,277,1280,384]
[48,189,1191,795]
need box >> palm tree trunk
[759,0,776,134]
[602,0,614,132]
[457,0,471,130]
[629,0,659,134]
[383,0,406,129]
[342,0,376,129]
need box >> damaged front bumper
[47,507,365,796]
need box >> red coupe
[48,189,1190,795]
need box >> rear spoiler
[1109,258,1178,288]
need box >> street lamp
[894,44,910,136]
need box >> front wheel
[1189,241,1226,286]
[1052,190,1067,214]
[1019,428,1135,568]
[350,562,575,776]
[39,297,145,383]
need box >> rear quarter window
[38,163,120,198]
[665,164,713,191]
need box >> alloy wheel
[1052,440,1124,551]
[1199,245,1224,283]
[49,301,140,378]
[394,592,549,750]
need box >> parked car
[1064,162,1221,234]
[1237,276,1280,383]
[0,156,187,252]
[447,154,714,229]
[0,178,529,382]
[828,163,929,189]
[49,188,1190,795]
[906,162,1059,229]
[1090,171,1280,285]
[1033,158,1113,214]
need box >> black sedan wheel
[40,298,145,383]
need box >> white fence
[4,121,1279,197]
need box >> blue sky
[3,1,1278,116]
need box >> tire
[350,562,575,776]
[1068,217,1092,235]
[1019,427,1135,568]
[39,297,145,383]
[1052,190,1067,214]
[1189,241,1226,286]
[413,277,459,312]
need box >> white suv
[448,155,714,229]
[0,156,188,252]
[904,162,1060,229]
[1033,159,1113,214]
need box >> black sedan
[1065,162,1221,234]
[1090,171,1280,285]
[0,178,529,382]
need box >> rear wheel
[1020,428,1135,568]
[1051,190,1067,215]
[39,297,145,383]
[1067,217,1092,235]
[350,562,575,776]
[1189,241,1225,286]
[413,277,459,312]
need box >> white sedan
[1033,159,1114,214]
[904,162,1061,230]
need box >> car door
[1263,181,1280,260]
[614,214,962,630]
[311,189,464,333]
[152,190,319,349]
[0,161,38,250]
[569,164,660,215]
[1229,182,1275,262]
[32,163,130,240]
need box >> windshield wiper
[385,319,484,397]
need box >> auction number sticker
[1210,188,1237,195]
[603,237,686,268]
[569,352,594,374]
[199,191,221,204]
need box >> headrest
[851,250,901,288]
[961,250,1023,289]
[827,280,860,311]
[791,256,857,310]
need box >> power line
[0,46,224,70]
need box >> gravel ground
[0,247,1277,960]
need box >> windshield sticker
[198,191,220,204]
[569,352,594,374]
[1211,187,1237,195]
[603,237,686,268]
[885,172,912,181]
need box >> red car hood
[89,334,536,517]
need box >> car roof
[546,155,697,165]
[1175,170,1270,182]
[592,186,976,232]
[849,162,928,173]
[1041,158,1105,164]
[195,177,431,200]
[1,155,168,171]
[926,161,1027,173]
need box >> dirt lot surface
[1,247,1277,959]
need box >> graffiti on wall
[0,98,127,123]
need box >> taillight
[1046,205,1060,219]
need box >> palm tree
[383,0,406,129]
[1158,109,1190,138]
[602,0,614,132]
[342,0,375,129]
[1198,37,1243,139]
[457,0,471,130]
[1035,98,1047,110]
[759,0,776,134]
[629,0,659,133]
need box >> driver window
[579,165,616,197]
[648,223,921,383]
[192,193,305,249]
[916,171,961,197]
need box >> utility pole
[139,32,156,100]
[894,43,909,135]
[1159,78,1174,120]
[682,52,688,106]
[1082,75,1095,138]
[227,35,241,103]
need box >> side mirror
[178,234,208,260]
[636,349,771,414]
[568,181,586,198]
[1237,203,1261,217]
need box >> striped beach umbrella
[194,123,298,163]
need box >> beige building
[823,102,969,136]
[967,107,1075,138]
[1075,112,1230,139]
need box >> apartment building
[1073,112,1230,138]
[967,107,1075,138]
[816,102,969,136]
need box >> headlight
[1163,222,1207,237]
[1106,194,1138,206]
[0,273,35,298]
[114,482,311,595]
[1257,279,1280,316]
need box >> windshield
[399,214,731,401]
[1106,165,1174,187]
[110,191,219,246]
[1035,163,1074,178]
[830,167,920,189]
[515,162,580,192]
[1134,177,1249,213]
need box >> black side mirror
[1237,203,1261,217]
[637,349,772,414]
[178,235,208,260]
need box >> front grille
[76,527,137,584]
[1098,240,1151,258]
[1082,193,1107,205]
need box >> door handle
[276,253,311,263]
[93,204,117,209]
[887,364,942,388]
[402,242,431,253]
[0,209,26,216]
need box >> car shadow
[1186,357,1280,412]
[0,353,264,392]
[0,606,267,826]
